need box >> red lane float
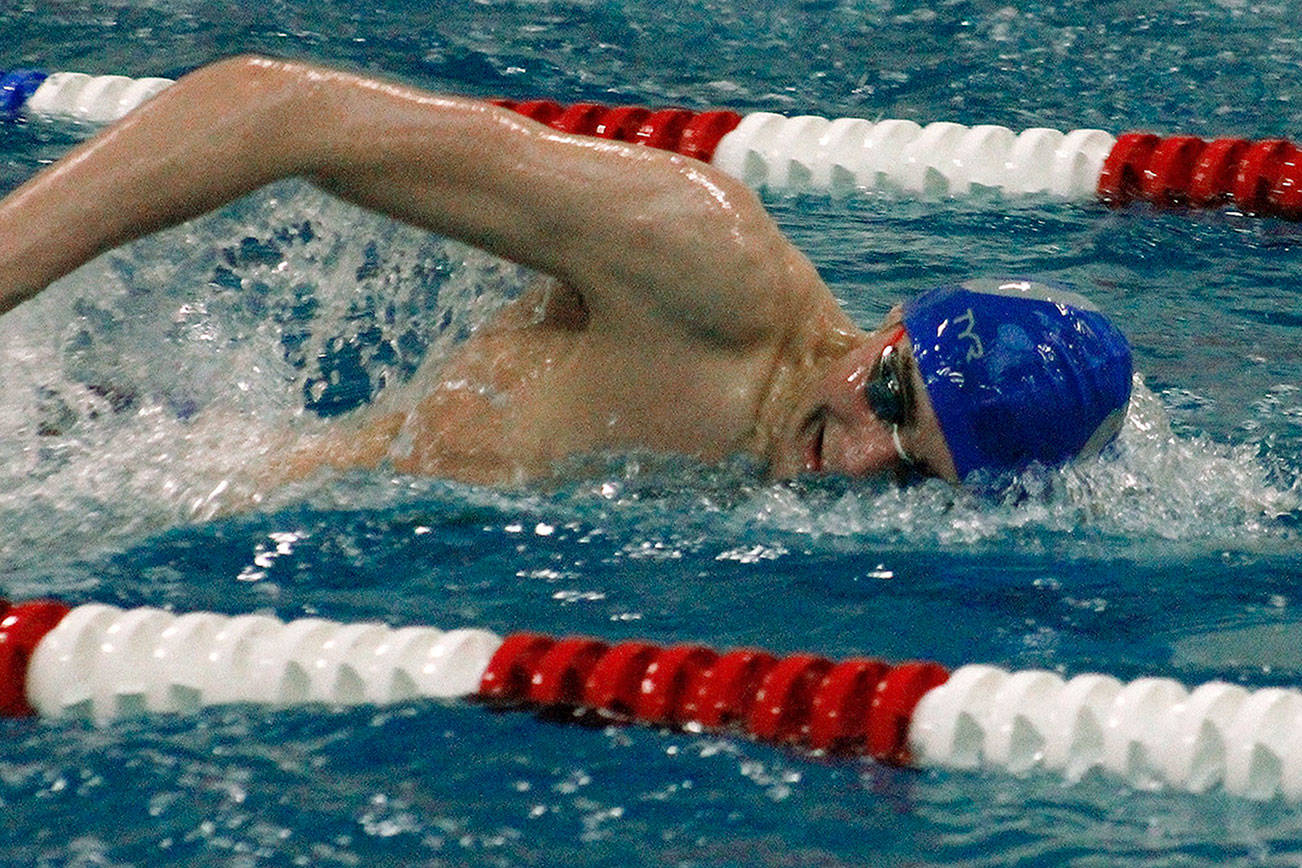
[491,97,741,162]
[0,600,71,716]
[1098,132,1302,218]
[477,630,946,764]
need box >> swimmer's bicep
[547,167,826,346]
[593,237,825,348]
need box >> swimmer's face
[774,308,958,483]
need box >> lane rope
[6,597,1302,801]
[6,68,1302,218]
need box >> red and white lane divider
[4,598,1302,800]
[5,69,1302,219]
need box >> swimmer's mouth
[802,410,826,473]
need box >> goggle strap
[891,426,912,465]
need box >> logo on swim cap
[902,279,1133,481]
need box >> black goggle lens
[865,346,909,425]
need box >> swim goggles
[863,325,918,468]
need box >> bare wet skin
[276,278,870,488]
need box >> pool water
[5,0,1302,864]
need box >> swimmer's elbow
[183,54,301,101]
[173,55,338,171]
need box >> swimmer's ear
[881,304,905,328]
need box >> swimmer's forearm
[0,55,314,312]
[0,54,533,312]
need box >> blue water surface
[4,1,1302,865]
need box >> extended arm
[0,55,829,344]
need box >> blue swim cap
[902,279,1132,481]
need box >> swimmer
[0,56,1132,487]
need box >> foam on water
[0,180,529,566]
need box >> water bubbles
[0,181,530,567]
[715,544,788,563]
